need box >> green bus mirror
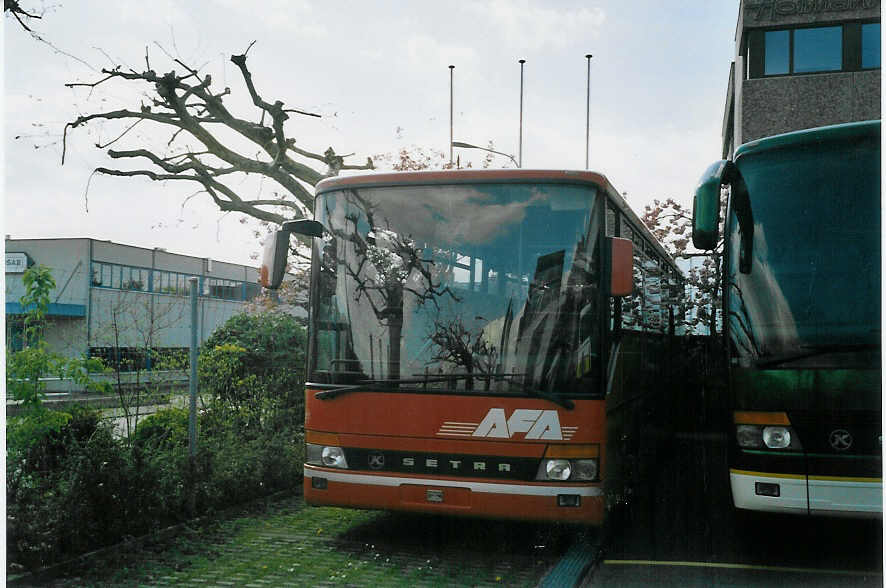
[692,160,730,250]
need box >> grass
[37,492,579,587]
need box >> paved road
[582,434,883,587]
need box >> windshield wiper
[314,373,576,409]
[754,343,880,369]
[313,379,401,400]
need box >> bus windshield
[309,181,603,397]
[727,134,881,366]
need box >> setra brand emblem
[368,452,385,469]
[828,429,853,452]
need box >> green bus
[692,120,881,517]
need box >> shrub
[7,311,310,573]
[133,407,190,452]
[199,311,306,433]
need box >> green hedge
[7,311,307,572]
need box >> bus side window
[606,206,617,237]
[622,241,645,331]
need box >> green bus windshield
[727,132,880,366]
[309,182,603,396]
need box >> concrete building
[5,237,273,367]
[722,0,880,157]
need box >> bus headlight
[321,446,348,468]
[734,424,801,450]
[306,443,349,469]
[570,459,599,481]
[762,426,791,449]
[733,412,802,451]
[545,459,572,480]
[536,458,599,481]
[736,425,763,448]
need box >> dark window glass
[727,133,880,360]
[862,23,880,69]
[793,26,842,73]
[208,279,241,300]
[620,219,633,242]
[764,30,790,75]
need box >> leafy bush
[7,311,309,573]
[199,311,306,433]
[133,407,190,452]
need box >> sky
[3,1,739,267]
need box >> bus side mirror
[260,230,291,289]
[260,220,325,289]
[607,237,633,297]
[692,160,731,250]
[282,219,324,237]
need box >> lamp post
[452,141,520,168]
[585,54,592,170]
[518,59,525,168]
[449,65,455,166]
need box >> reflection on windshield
[727,137,880,364]
[310,182,603,397]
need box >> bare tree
[62,42,374,239]
[5,0,41,32]
[92,288,188,442]
[428,318,497,391]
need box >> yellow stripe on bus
[808,475,882,483]
[730,468,805,480]
[731,469,883,484]
[603,559,881,577]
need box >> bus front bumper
[730,469,882,517]
[304,465,604,524]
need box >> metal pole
[449,65,455,166]
[585,54,592,170]
[518,59,525,168]
[188,276,198,457]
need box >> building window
[764,30,790,75]
[204,278,242,300]
[245,282,262,300]
[862,23,881,69]
[752,23,880,79]
[153,270,191,296]
[793,26,842,73]
[122,267,147,291]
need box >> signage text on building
[5,252,31,273]
[747,0,880,21]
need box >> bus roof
[315,168,683,277]
[316,169,619,195]
[735,119,880,160]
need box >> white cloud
[404,34,477,70]
[467,0,606,51]
[212,0,329,39]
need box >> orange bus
[262,169,684,524]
